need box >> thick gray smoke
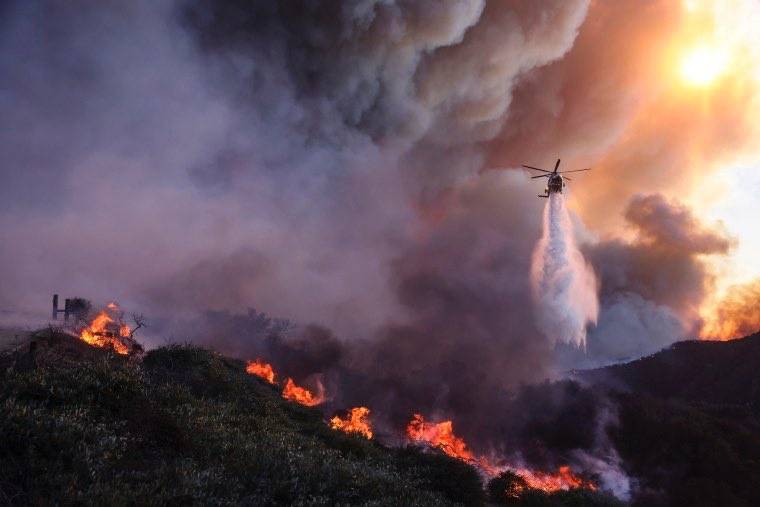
[531,193,598,348]
[0,0,590,343]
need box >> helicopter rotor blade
[553,159,561,172]
[522,165,552,173]
[563,176,572,181]
[531,174,550,179]
[557,168,591,174]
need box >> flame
[282,378,325,406]
[79,304,131,355]
[406,413,501,474]
[406,413,475,461]
[246,359,276,383]
[513,465,597,494]
[405,413,595,494]
[330,407,373,439]
[242,359,325,406]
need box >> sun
[680,44,729,86]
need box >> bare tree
[129,313,147,338]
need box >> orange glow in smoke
[246,359,276,383]
[79,303,131,355]
[282,378,325,406]
[699,281,760,340]
[330,407,373,439]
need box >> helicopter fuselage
[547,174,563,194]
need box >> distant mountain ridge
[583,333,760,414]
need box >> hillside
[4,328,759,505]
[581,333,760,507]
[583,333,760,413]
[0,329,620,506]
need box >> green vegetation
[0,338,486,505]
[0,334,625,505]
[612,392,760,507]
[584,333,760,506]
[5,330,760,505]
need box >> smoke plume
[531,193,598,348]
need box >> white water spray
[531,193,599,348]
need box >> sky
[2,0,760,370]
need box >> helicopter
[523,159,591,198]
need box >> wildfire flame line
[244,359,326,406]
[244,363,597,496]
[406,413,595,493]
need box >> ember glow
[330,407,373,439]
[246,359,276,384]
[282,378,325,407]
[79,304,132,355]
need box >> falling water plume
[531,193,599,348]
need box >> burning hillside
[405,413,596,494]
[242,358,594,494]
[6,329,759,504]
[242,357,592,491]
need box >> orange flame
[513,465,597,493]
[282,378,325,406]
[79,304,131,355]
[330,407,373,439]
[406,413,476,462]
[405,413,595,493]
[246,359,276,383]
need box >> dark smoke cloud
[623,194,733,256]
[579,193,733,364]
